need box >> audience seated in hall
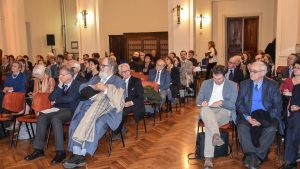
[197,65,238,169]
[236,61,283,169]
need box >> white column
[0,0,27,56]
[168,0,195,55]
[77,0,104,58]
[276,0,300,66]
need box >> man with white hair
[225,56,244,84]
[72,61,86,83]
[236,61,283,169]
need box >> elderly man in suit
[25,66,81,164]
[236,61,283,169]
[225,56,244,84]
[148,59,171,109]
[118,63,145,132]
[62,57,125,168]
[179,50,194,87]
[279,54,298,79]
[197,65,238,169]
[71,61,87,83]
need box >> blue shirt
[244,81,266,120]
[4,72,26,92]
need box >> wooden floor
[0,99,294,169]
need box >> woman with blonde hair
[32,64,55,94]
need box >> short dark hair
[57,54,64,60]
[293,59,300,67]
[188,50,195,55]
[145,53,152,60]
[23,55,29,60]
[211,65,227,76]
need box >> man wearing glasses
[148,59,171,109]
[236,61,283,169]
[225,56,244,84]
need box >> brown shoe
[204,157,213,169]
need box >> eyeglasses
[294,66,300,70]
[100,64,109,68]
[59,73,70,76]
[249,70,265,74]
[119,70,130,74]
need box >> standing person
[205,41,218,79]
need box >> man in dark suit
[279,54,298,79]
[129,51,142,72]
[72,61,87,83]
[236,61,283,169]
[225,56,244,84]
[149,59,171,108]
[118,63,145,127]
[25,66,81,164]
[1,55,10,74]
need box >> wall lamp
[171,5,183,24]
[81,10,88,28]
[196,14,206,29]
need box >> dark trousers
[33,108,73,151]
[205,62,217,80]
[237,119,278,160]
[284,113,300,163]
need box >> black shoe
[112,133,121,141]
[62,154,86,169]
[278,161,297,169]
[51,151,66,164]
[243,155,251,168]
[24,149,44,161]
[296,153,300,162]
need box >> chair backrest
[131,72,148,81]
[142,81,159,92]
[2,92,25,112]
[31,93,51,112]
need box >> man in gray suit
[197,65,238,169]
[179,50,194,87]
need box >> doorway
[226,16,259,60]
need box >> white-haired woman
[32,64,55,94]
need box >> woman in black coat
[164,56,180,102]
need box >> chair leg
[120,131,125,147]
[1,122,6,136]
[15,121,22,146]
[153,111,156,126]
[197,120,200,134]
[143,118,147,133]
[10,119,17,147]
[25,122,32,140]
[45,125,52,149]
[135,121,138,140]
[30,123,35,138]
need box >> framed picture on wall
[71,41,78,49]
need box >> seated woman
[141,54,154,75]
[279,83,300,169]
[165,56,180,106]
[32,64,56,95]
[0,61,26,113]
[85,58,99,81]
[280,60,300,124]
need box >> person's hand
[252,119,261,126]
[247,117,261,126]
[211,100,223,107]
[93,83,107,91]
[201,101,208,107]
[291,105,300,111]
[58,78,63,87]
[51,101,55,106]
[283,89,292,96]
[124,101,133,107]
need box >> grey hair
[254,61,268,73]
[60,65,74,77]
[33,64,46,76]
[105,57,118,74]
[118,63,130,72]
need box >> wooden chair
[0,92,26,147]
[16,93,51,145]
[131,72,148,81]
[107,118,125,156]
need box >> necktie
[63,84,68,95]
[289,68,293,78]
[229,69,234,80]
[255,84,259,91]
[155,71,160,83]
[125,80,128,98]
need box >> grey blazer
[196,78,238,122]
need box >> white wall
[65,0,79,54]
[212,0,276,65]
[24,0,63,62]
[103,0,168,54]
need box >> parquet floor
[0,99,295,169]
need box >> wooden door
[227,18,243,59]
[226,17,259,61]
[244,17,259,58]
[109,35,125,62]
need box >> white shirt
[208,81,224,106]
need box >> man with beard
[129,51,142,72]
[62,57,125,168]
